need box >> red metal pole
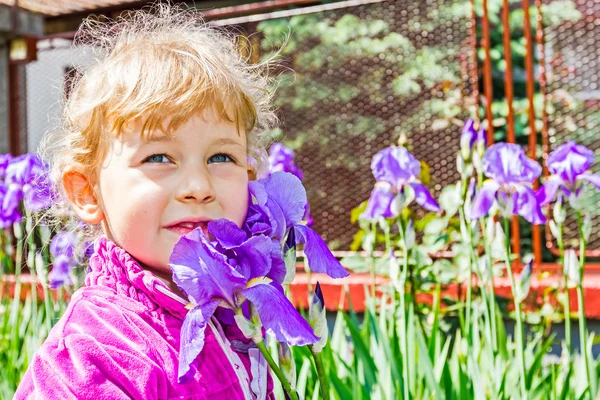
[523,0,542,265]
[482,0,494,144]
[501,0,521,262]
[470,0,480,124]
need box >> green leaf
[329,370,352,399]
[342,313,378,391]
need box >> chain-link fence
[216,0,476,250]
[544,0,600,255]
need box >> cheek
[216,172,249,226]
[98,167,165,228]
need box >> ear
[62,168,104,224]
[247,166,257,181]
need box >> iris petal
[248,180,269,206]
[178,300,220,383]
[268,244,287,283]
[515,185,547,225]
[48,254,73,289]
[483,143,541,184]
[469,180,500,220]
[233,234,273,280]
[265,197,287,240]
[371,147,421,187]
[170,229,246,306]
[548,141,594,184]
[409,182,441,212]
[360,184,395,220]
[577,173,600,189]
[536,175,564,206]
[242,281,319,346]
[208,219,247,248]
[294,225,349,279]
[262,172,307,228]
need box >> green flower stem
[310,348,330,400]
[480,218,498,354]
[556,221,571,354]
[25,212,39,337]
[38,241,54,334]
[459,179,473,343]
[255,340,298,400]
[503,217,527,396]
[371,221,382,300]
[464,214,495,355]
[576,211,593,397]
[397,218,411,400]
[8,221,24,369]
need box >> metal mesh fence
[219,0,475,250]
[543,0,600,253]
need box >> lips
[165,220,210,236]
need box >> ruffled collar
[85,236,188,320]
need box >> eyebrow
[143,136,244,148]
[213,138,244,148]
[145,134,176,143]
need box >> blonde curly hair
[40,2,277,231]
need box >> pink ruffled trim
[85,236,187,320]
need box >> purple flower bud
[308,282,327,353]
[310,282,325,316]
[460,118,478,162]
[517,259,533,303]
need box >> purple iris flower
[361,146,441,220]
[170,228,319,382]
[246,172,348,279]
[536,141,600,206]
[5,154,53,211]
[469,143,546,224]
[269,143,304,181]
[0,181,22,227]
[48,231,78,288]
[268,143,313,225]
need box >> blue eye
[208,153,233,164]
[144,154,170,163]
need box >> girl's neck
[141,262,187,300]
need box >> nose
[176,164,216,204]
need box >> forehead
[122,109,247,146]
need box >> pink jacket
[15,237,274,399]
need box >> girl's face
[94,110,250,281]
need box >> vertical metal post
[535,0,556,258]
[8,62,21,155]
[501,0,521,262]
[470,0,480,124]
[535,0,549,176]
[482,0,494,144]
[523,0,542,265]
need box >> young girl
[15,4,278,399]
